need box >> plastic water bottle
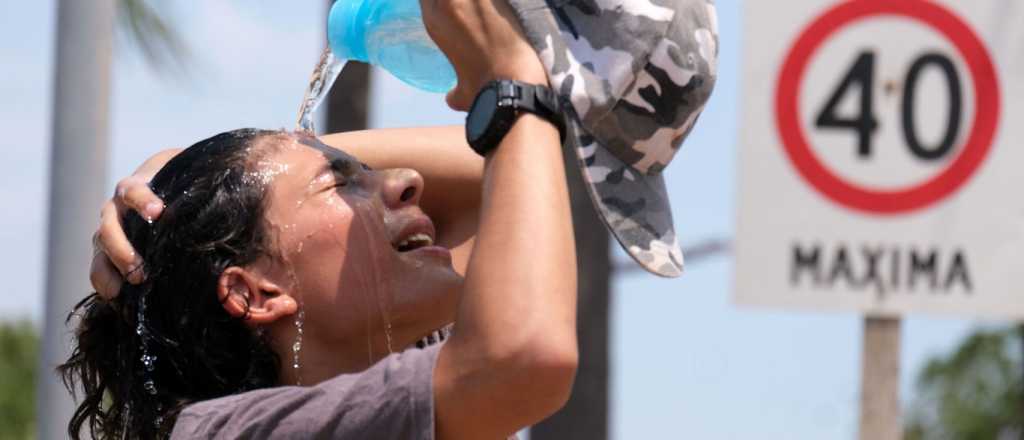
[328,0,457,93]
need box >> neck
[272,320,431,386]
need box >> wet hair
[59,128,286,439]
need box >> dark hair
[60,129,286,439]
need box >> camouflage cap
[506,0,719,277]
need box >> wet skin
[252,132,463,383]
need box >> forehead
[295,133,355,163]
[260,132,358,171]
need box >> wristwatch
[465,79,565,157]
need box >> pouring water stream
[296,47,347,134]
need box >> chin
[390,264,461,318]
[404,275,460,350]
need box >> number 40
[815,50,963,161]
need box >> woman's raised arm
[419,0,578,438]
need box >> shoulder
[170,344,443,440]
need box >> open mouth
[392,216,437,253]
[394,233,434,252]
[413,324,453,349]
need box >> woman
[66,1,577,439]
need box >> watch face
[467,87,497,142]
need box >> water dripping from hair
[245,152,306,385]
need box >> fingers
[89,148,177,300]
[446,86,472,112]
[115,176,164,222]
[90,250,123,300]
[423,0,548,111]
[97,200,146,284]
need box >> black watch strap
[466,80,566,157]
[506,81,564,133]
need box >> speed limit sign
[776,0,999,214]
[735,0,1022,318]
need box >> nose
[379,168,424,210]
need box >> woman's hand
[419,0,548,110]
[90,148,179,299]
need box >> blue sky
[0,1,995,438]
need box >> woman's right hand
[419,0,549,111]
[90,148,179,299]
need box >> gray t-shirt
[170,344,441,439]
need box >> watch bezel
[466,81,518,156]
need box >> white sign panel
[735,0,1024,319]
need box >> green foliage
[117,0,189,72]
[905,327,1024,440]
[0,321,38,440]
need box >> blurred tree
[117,0,189,73]
[905,327,1024,440]
[2,322,39,440]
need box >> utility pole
[325,61,372,133]
[325,0,372,135]
[532,142,612,440]
[37,0,115,438]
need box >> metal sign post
[859,317,901,440]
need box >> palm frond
[116,0,189,73]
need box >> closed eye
[316,157,359,190]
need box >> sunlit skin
[228,133,463,384]
[93,1,578,437]
[101,116,574,439]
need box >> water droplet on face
[244,160,293,188]
[350,202,397,359]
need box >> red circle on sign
[775,0,1000,214]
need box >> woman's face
[254,133,461,362]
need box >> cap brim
[567,120,684,278]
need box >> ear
[218,267,298,325]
